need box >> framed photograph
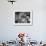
[14,11,33,26]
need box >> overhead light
[8,0,16,4]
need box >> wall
[0,0,46,41]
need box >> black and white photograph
[15,11,32,26]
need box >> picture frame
[14,10,33,26]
